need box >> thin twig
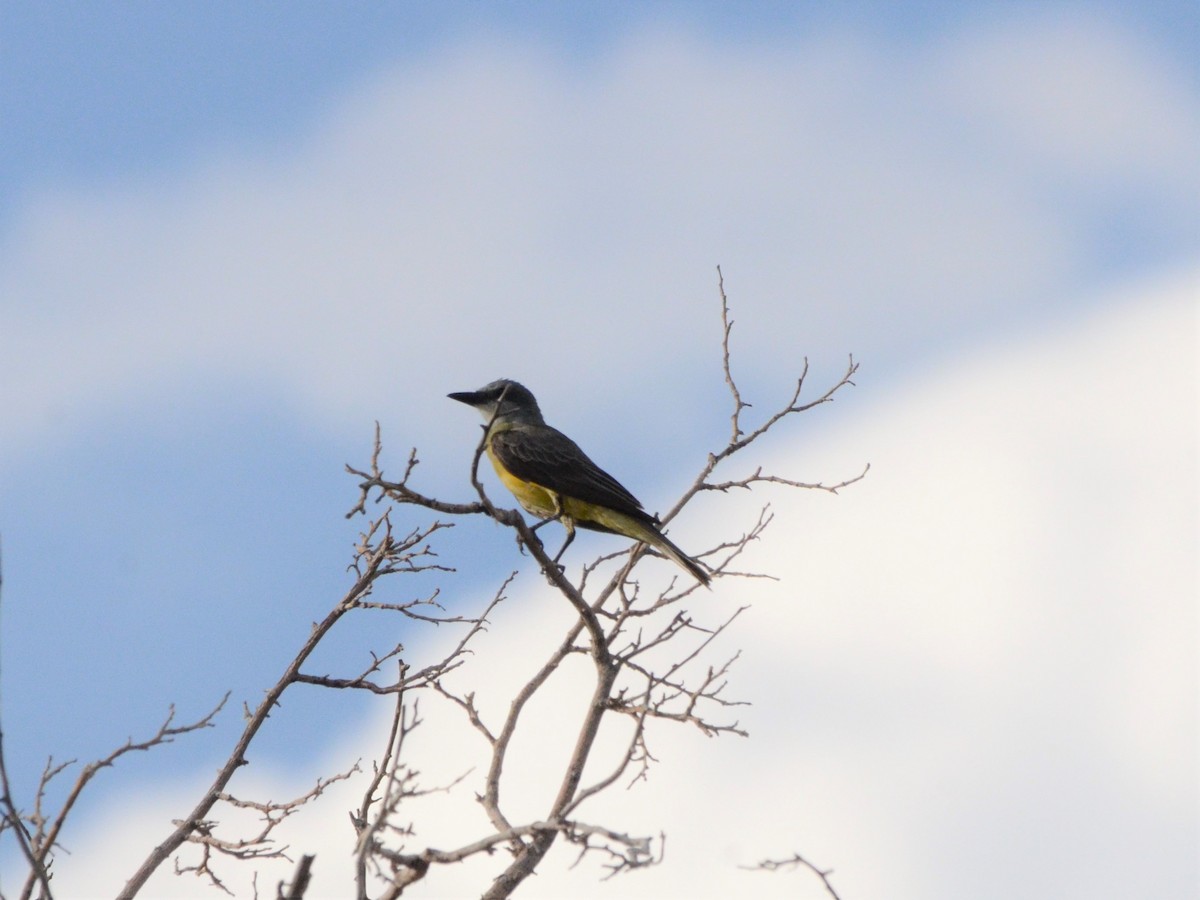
[0,542,56,900]
[742,852,844,900]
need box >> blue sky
[3,1,1196,210]
[1,3,1196,897]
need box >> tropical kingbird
[448,379,711,586]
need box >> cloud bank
[3,12,1195,465]
[41,270,1196,899]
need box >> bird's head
[448,379,545,425]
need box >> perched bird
[448,379,711,586]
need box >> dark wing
[491,425,654,522]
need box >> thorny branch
[278,855,315,900]
[340,269,863,898]
[171,764,359,897]
[352,685,416,900]
[0,270,862,900]
[110,513,504,899]
[0,540,54,900]
[743,851,844,900]
[4,696,228,900]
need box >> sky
[1,2,1197,898]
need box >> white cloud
[40,269,1197,899]
[3,13,1196,467]
[2,11,1196,893]
[929,10,1200,192]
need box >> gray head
[448,379,545,425]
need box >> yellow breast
[486,444,561,518]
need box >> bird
[448,379,711,586]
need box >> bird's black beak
[448,391,480,406]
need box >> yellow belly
[488,449,562,518]
[485,446,655,541]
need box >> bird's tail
[579,504,712,587]
[644,528,712,587]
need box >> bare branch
[742,851,844,900]
[18,696,228,900]
[354,696,475,896]
[116,516,416,899]
[702,462,871,495]
[719,265,752,444]
[172,765,359,894]
[277,854,315,900]
[2,268,862,899]
[0,543,55,900]
[352,683,411,899]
